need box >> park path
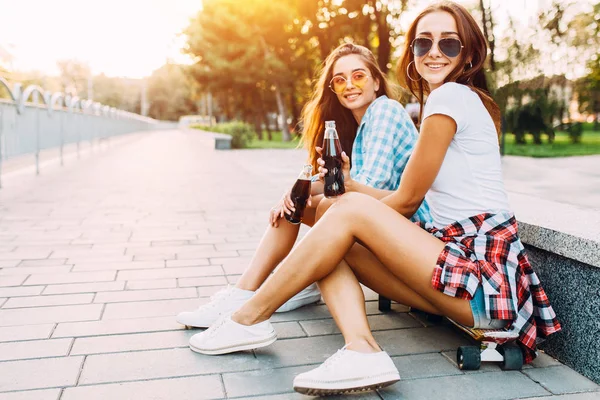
[0,130,598,399]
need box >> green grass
[246,131,302,149]
[501,131,600,157]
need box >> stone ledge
[192,129,232,150]
[509,192,600,267]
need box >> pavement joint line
[219,373,228,398]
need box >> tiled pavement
[0,130,598,400]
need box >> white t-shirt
[422,82,510,228]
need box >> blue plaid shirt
[350,96,431,223]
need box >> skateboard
[449,319,524,370]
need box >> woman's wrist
[345,178,356,192]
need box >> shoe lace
[198,286,233,310]
[322,343,351,370]
[204,314,231,338]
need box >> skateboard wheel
[457,346,481,370]
[378,296,391,312]
[499,344,524,370]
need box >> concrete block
[0,356,83,391]
[61,375,224,400]
[0,338,72,361]
[79,348,263,385]
[24,271,116,285]
[71,330,195,355]
[0,304,103,327]
[94,288,197,303]
[523,366,600,394]
[53,316,181,338]
[116,266,223,281]
[0,324,54,342]
[125,278,177,290]
[42,281,125,295]
[0,389,61,400]
[3,293,94,308]
[102,298,201,319]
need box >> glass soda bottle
[285,164,313,225]
[322,120,345,198]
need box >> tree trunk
[374,5,391,74]
[288,81,300,137]
[274,87,291,142]
[478,0,496,71]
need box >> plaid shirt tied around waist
[421,212,561,363]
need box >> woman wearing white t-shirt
[188,1,561,396]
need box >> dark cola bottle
[285,164,313,225]
[322,120,345,198]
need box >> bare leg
[236,196,321,291]
[317,260,381,353]
[233,192,473,327]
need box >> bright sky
[0,0,202,78]
[0,0,572,79]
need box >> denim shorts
[470,286,510,329]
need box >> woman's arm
[382,114,456,218]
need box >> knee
[316,192,370,222]
[315,197,337,222]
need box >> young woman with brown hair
[176,43,429,328]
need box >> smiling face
[331,54,379,123]
[414,11,463,91]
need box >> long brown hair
[301,43,395,172]
[396,1,501,135]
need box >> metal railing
[0,76,159,188]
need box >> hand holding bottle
[316,147,351,191]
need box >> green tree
[147,64,199,121]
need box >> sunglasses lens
[331,77,347,93]
[351,72,368,88]
[412,38,432,57]
[439,38,462,57]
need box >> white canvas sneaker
[176,286,254,328]
[293,346,400,396]
[275,283,322,313]
[189,315,277,355]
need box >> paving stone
[269,304,332,323]
[0,304,103,327]
[126,278,177,290]
[127,244,215,257]
[94,287,197,303]
[0,389,61,400]
[0,260,20,268]
[0,276,28,287]
[273,322,307,340]
[223,365,311,398]
[71,260,165,271]
[373,326,469,356]
[66,255,133,264]
[379,371,550,399]
[0,324,54,342]
[116,266,223,281]
[61,375,224,400]
[215,241,259,252]
[523,366,600,394]
[196,285,225,297]
[50,248,125,258]
[529,351,564,368]
[0,298,5,307]
[78,348,263,385]
[3,293,94,308]
[151,240,191,246]
[70,330,196,355]
[0,266,72,276]
[132,253,176,261]
[18,259,67,267]
[24,271,116,285]
[299,313,421,336]
[178,276,228,287]
[179,250,239,260]
[53,316,182,338]
[365,300,410,315]
[0,356,84,391]
[102,298,201,319]
[254,334,346,368]
[0,249,52,260]
[392,353,462,380]
[519,392,600,399]
[0,338,72,361]
[166,259,210,267]
[42,281,125,295]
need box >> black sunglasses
[411,37,464,58]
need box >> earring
[467,61,473,69]
[407,61,422,82]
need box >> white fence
[0,76,160,187]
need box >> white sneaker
[189,315,277,355]
[293,346,400,396]
[176,286,254,328]
[275,283,322,313]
